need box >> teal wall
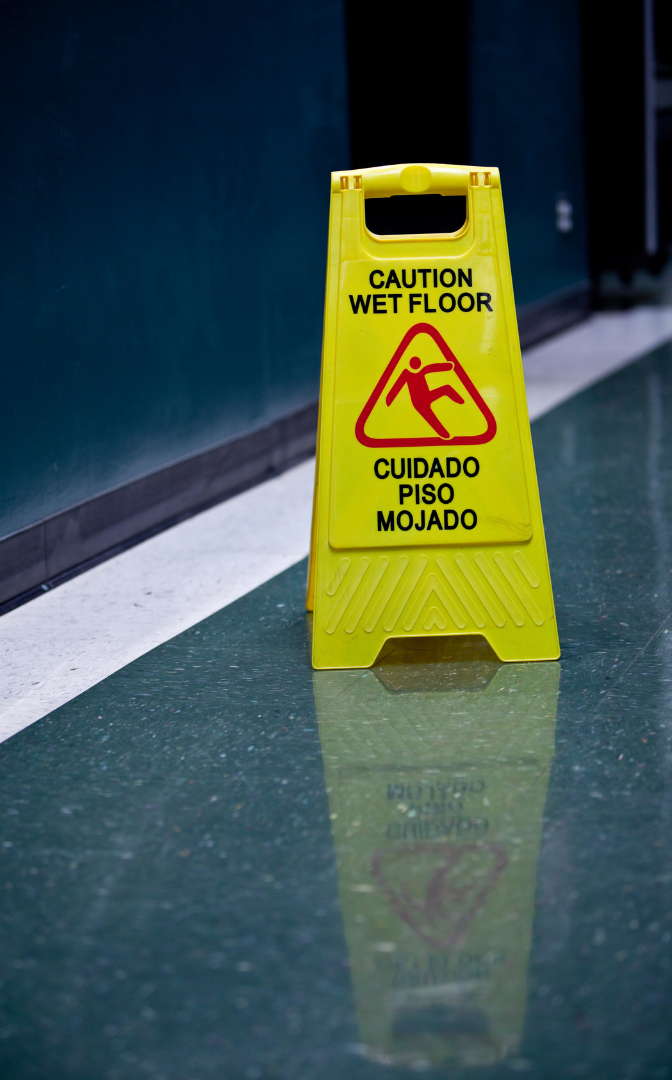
[470,0,589,307]
[0,0,348,539]
[0,0,590,543]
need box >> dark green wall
[0,0,348,538]
[0,0,590,543]
[471,0,589,307]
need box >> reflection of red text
[385,817,489,842]
[370,842,508,949]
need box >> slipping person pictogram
[385,356,464,439]
[354,323,497,448]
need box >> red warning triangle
[355,323,497,448]
[370,842,508,949]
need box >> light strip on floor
[0,460,315,740]
[524,306,672,420]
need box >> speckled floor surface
[1,342,672,1078]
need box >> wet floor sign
[307,163,559,669]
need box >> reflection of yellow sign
[314,638,558,1069]
[307,163,559,669]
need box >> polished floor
[2,338,672,1077]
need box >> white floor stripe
[0,459,315,740]
[1,306,671,742]
[524,306,672,420]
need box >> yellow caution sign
[314,639,559,1067]
[308,163,559,668]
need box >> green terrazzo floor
[1,344,672,1079]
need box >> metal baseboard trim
[0,400,318,613]
[517,282,592,349]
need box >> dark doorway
[581,0,670,282]
[344,0,471,171]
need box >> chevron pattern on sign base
[324,550,544,638]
